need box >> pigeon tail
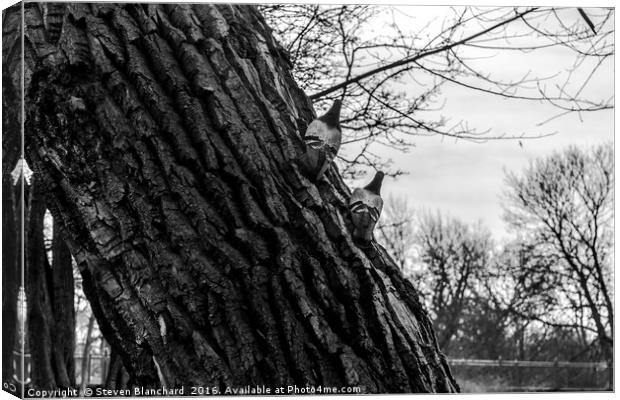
[364,171,385,195]
[318,99,342,129]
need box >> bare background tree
[375,195,416,272]
[503,144,614,372]
[413,212,492,353]
[365,143,613,390]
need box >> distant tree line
[377,144,613,377]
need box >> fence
[448,358,611,392]
[73,355,611,392]
[75,355,108,386]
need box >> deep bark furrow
[268,276,315,385]
[38,4,65,44]
[243,264,291,380]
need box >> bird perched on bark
[298,99,342,181]
[349,171,384,244]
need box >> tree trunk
[25,180,56,389]
[17,3,457,393]
[20,178,78,391]
[51,225,76,388]
[105,350,129,390]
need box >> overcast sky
[342,6,614,240]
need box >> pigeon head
[364,171,385,195]
[318,99,342,129]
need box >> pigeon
[298,99,342,180]
[349,171,385,244]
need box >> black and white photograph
[1,1,615,397]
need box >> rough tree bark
[14,3,458,393]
